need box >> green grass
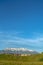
[0,54,43,65]
[0,61,43,65]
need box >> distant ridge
[0,48,38,54]
[4,48,34,52]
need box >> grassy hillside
[0,53,43,65]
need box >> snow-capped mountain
[4,48,33,52]
[0,48,38,54]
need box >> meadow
[0,53,43,65]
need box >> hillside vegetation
[0,53,43,65]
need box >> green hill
[0,53,43,65]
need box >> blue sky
[0,0,43,52]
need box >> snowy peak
[0,48,38,54]
[5,48,34,52]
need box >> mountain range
[0,48,38,54]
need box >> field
[0,54,43,65]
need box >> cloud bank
[0,31,43,52]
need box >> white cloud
[0,36,43,45]
[0,31,43,52]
